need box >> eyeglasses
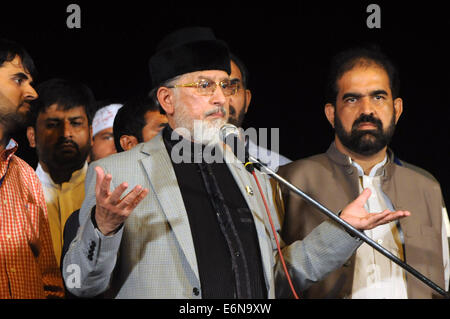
[168,79,238,96]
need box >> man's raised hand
[94,166,149,236]
[340,188,410,230]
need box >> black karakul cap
[149,27,231,87]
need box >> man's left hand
[340,188,410,230]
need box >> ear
[120,135,139,152]
[26,126,36,148]
[157,87,176,116]
[393,98,403,124]
[244,89,252,113]
[324,103,336,128]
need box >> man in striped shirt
[0,38,64,298]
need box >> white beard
[172,101,226,145]
[191,118,225,145]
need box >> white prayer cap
[92,103,123,137]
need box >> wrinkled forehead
[38,104,88,118]
[338,64,390,93]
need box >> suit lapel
[140,135,199,280]
[138,138,274,290]
[224,150,273,292]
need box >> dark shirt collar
[162,125,183,149]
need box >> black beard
[40,137,89,171]
[228,96,247,127]
[334,112,396,156]
[53,139,83,164]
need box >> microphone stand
[247,155,449,299]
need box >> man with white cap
[90,101,123,162]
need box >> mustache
[55,138,79,150]
[204,106,227,117]
[352,113,383,131]
[18,100,31,108]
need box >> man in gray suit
[62,27,409,299]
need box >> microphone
[219,124,255,172]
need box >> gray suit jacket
[62,133,361,298]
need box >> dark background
[1,1,449,207]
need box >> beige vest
[279,142,445,299]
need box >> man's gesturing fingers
[94,166,149,236]
[364,209,410,229]
[352,188,372,208]
[95,166,112,198]
[340,188,410,230]
[109,182,129,205]
[117,185,149,211]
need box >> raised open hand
[94,166,149,236]
[340,188,410,230]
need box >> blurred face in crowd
[325,62,403,157]
[28,104,91,172]
[158,70,230,144]
[120,110,168,151]
[141,110,168,142]
[228,60,251,127]
[91,127,115,161]
[0,55,38,141]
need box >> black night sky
[2,1,449,207]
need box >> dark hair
[29,78,96,126]
[0,38,37,80]
[113,95,159,152]
[325,44,400,105]
[230,52,249,89]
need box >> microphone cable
[219,124,299,298]
[245,162,300,299]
